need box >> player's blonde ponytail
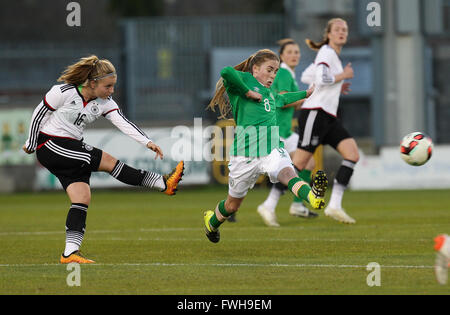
[57,55,116,86]
[305,18,347,51]
[207,49,279,119]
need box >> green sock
[299,169,312,183]
[288,178,311,202]
[209,213,221,230]
[209,200,230,230]
[293,169,312,202]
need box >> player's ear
[89,80,97,89]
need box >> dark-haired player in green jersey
[257,39,318,227]
[204,49,328,243]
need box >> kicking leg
[277,166,327,210]
[98,151,184,195]
[289,156,319,218]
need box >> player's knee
[99,151,118,172]
[76,193,91,205]
[305,157,316,171]
[293,158,307,171]
[292,151,312,171]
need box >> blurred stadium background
[1,0,450,192]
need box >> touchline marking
[0,229,433,243]
[0,262,433,269]
[0,225,445,236]
[0,228,199,236]
[0,232,430,243]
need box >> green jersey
[220,66,306,157]
[272,66,300,138]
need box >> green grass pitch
[0,185,449,295]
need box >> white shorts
[228,148,294,198]
[280,132,299,154]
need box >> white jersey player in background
[293,18,358,224]
[23,55,184,264]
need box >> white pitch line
[0,228,199,236]
[0,262,434,269]
[84,237,432,243]
[0,229,432,243]
[0,224,445,236]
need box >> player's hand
[306,84,315,98]
[146,142,164,160]
[341,82,352,95]
[22,145,34,154]
[343,63,354,79]
[245,90,262,102]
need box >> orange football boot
[163,161,184,196]
[60,251,95,264]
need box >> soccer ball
[400,132,433,166]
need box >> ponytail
[305,38,329,51]
[57,55,116,86]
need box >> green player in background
[257,39,318,227]
[204,49,328,243]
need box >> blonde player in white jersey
[293,18,358,224]
[23,55,184,263]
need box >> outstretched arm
[104,109,163,159]
[279,85,314,108]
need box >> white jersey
[25,84,151,151]
[301,45,344,117]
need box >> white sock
[263,186,282,212]
[64,243,79,257]
[328,179,346,209]
[154,175,166,191]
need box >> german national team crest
[90,104,100,115]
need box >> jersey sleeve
[101,97,120,117]
[24,85,63,151]
[24,101,53,151]
[104,105,152,147]
[314,48,336,86]
[314,46,333,69]
[220,66,250,96]
[43,85,64,111]
[278,90,307,106]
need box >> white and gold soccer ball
[400,132,433,166]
